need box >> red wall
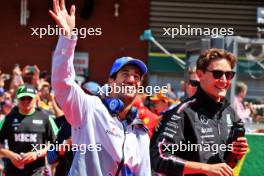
[0,0,149,85]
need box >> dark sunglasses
[188,80,199,87]
[205,69,235,80]
[19,96,33,101]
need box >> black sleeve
[150,111,186,176]
[55,121,71,144]
[47,121,71,164]
[46,116,59,143]
[54,115,66,128]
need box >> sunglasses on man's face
[19,96,33,101]
[205,69,235,80]
[188,80,199,87]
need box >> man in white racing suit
[50,0,151,175]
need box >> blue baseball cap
[110,57,147,77]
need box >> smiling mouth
[215,85,228,91]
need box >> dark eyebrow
[120,69,129,73]
[120,68,141,78]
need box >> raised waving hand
[49,0,76,36]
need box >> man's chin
[214,87,226,95]
[216,92,227,99]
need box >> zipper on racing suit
[217,112,221,136]
[115,123,127,176]
[115,107,137,176]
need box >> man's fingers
[60,0,66,10]
[21,155,31,163]
[220,169,229,176]
[49,10,61,25]
[232,150,247,155]
[232,141,248,148]
[70,5,76,17]
[14,155,22,161]
[232,146,248,152]
[221,165,233,176]
[232,145,248,153]
[49,10,58,21]
[232,144,248,156]
[52,0,59,14]
[55,0,61,11]
[236,137,247,142]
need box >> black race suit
[150,86,240,176]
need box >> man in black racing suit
[150,48,248,176]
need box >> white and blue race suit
[52,35,151,176]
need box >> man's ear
[196,70,204,79]
[108,78,114,85]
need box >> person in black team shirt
[0,84,58,176]
[150,48,248,176]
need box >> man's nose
[127,75,136,82]
[219,74,228,82]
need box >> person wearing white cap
[50,0,151,175]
